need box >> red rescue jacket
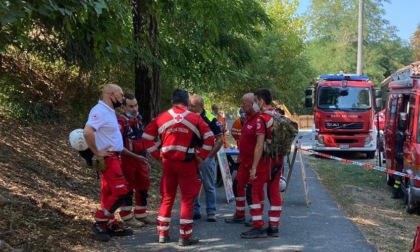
[142,105,215,161]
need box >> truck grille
[325,122,363,130]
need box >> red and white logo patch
[257,122,261,129]
[174,114,184,123]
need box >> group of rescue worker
[82,84,285,246]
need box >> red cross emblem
[174,114,184,123]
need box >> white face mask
[252,102,260,112]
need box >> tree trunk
[0,21,2,75]
[132,0,160,124]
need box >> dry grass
[307,154,420,252]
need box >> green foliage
[305,0,413,85]
[223,0,315,114]
[159,0,271,94]
[411,23,420,61]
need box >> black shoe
[109,222,134,237]
[158,235,170,243]
[179,237,199,246]
[224,214,245,224]
[244,219,252,227]
[193,213,201,220]
[391,188,404,199]
[207,214,216,222]
[266,226,279,237]
[91,223,111,242]
[240,227,267,239]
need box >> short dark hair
[171,89,189,106]
[254,88,272,105]
[123,93,135,105]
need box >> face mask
[112,100,122,109]
[126,111,138,118]
[252,102,260,112]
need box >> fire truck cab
[381,62,420,213]
[305,74,378,158]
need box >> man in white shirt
[84,83,146,241]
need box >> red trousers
[234,162,265,218]
[119,156,151,221]
[157,158,201,239]
[94,154,130,223]
[249,159,283,228]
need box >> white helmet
[69,128,88,151]
[280,176,287,192]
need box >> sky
[297,0,420,42]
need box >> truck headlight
[365,135,371,145]
[318,135,324,145]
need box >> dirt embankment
[0,119,160,251]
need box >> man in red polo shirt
[241,88,282,239]
[225,93,265,227]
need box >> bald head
[241,93,256,115]
[103,84,122,95]
[189,95,204,114]
[101,83,124,109]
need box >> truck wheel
[366,151,375,159]
[405,187,417,214]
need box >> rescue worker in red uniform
[225,93,265,226]
[118,93,154,227]
[84,84,147,241]
[241,88,282,239]
[142,89,215,246]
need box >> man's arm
[207,134,223,159]
[250,134,264,180]
[142,119,161,160]
[83,125,110,157]
[121,148,149,165]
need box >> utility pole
[357,0,364,75]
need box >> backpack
[263,111,299,159]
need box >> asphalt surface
[108,130,377,252]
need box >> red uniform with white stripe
[249,108,283,228]
[117,114,151,222]
[142,105,215,239]
[233,112,265,219]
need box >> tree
[411,23,420,61]
[305,0,412,85]
[222,0,314,114]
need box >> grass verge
[307,153,420,252]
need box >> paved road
[108,130,377,252]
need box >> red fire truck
[380,62,420,213]
[305,74,379,159]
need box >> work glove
[92,156,106,172]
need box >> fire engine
[305,74,379,159]
[380,62,420,213]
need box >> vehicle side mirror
[305,88,312,96]
[305,96,312,108]
[375,98,383,112]
[374,89,382,98]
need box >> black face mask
[112,97,122,108]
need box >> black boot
[391,181,403,199]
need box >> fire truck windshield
[317,87,371,110]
